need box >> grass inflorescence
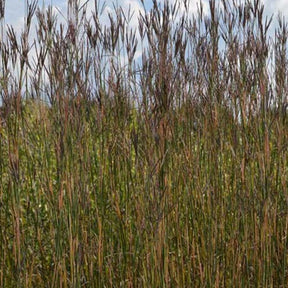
[0,0,287,287]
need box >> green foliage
[0,0,288,287]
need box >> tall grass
[0,0,287,286]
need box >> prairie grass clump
[0,0,287,287]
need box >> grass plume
[0,0,287,286]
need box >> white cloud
[176,0,209,16]
[264,0,288,17]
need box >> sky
[0,0,286,105]
[0,0,287,72]
[2,0,288,36]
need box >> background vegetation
[0,0,287,286]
